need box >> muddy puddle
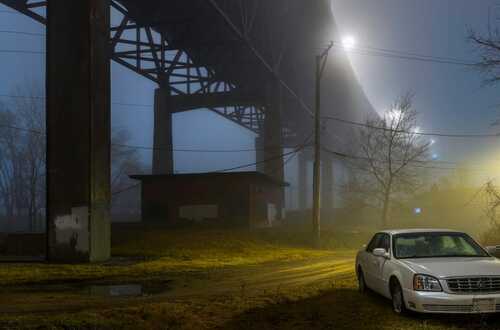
[1,281,171,298]
[85,283,168,297]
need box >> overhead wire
[0,30,44,37]
[3,93,500,140]
[329,42,475,67]
[0,93,155,109]
[322,116,500,139]
[321,145,490,173]
[214,132,313,173]
[0,124,310,153]
[112,133,314,196]
[113,143,311,153]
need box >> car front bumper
[404,289,500,314]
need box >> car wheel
[357,269,367,293]
[391,281,408,315]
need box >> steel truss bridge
[1,0,373,139]
[0,0,375,262]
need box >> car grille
[446,277,500,294]
[423,304,500,313]
[423,304,473,313]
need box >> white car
[356,229,500,314]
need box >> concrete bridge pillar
[298,151,308,210]
[322,156,334,209]
[261,80,284,183]
[255,80,285,216]
[46,0,111,262]
[255,136,265,173]
[152,85,174,175]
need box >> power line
[213,132,313,173]
[113,143,311,153]
[0,124,43,135]
[0,49,44,55]
[0,30,44,37]
[264,133,315,177]
[0,94,155,109]
[331,42,475,67]
[112,102,152,108]
[112,147,306,197]
[0,123,312,154]
[321,146,490,172]
[114,135,313,196]
[0,122,492,168]
[215,148,303,173]
[344,48,472,66]
[323,116,500,139]
[0,29,476,66]
[344,42,474,65]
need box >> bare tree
[111,128,143,195]
[480,181,500,245]
[0,83,45,231]
[469,30,500,85]
[469,29,500,242]
[0,82,144,230]
[355,94,431,227]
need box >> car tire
[391,281,408,315]
[357,269,367,293]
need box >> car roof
[379,228,463,235]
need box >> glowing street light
[341,36,356,50]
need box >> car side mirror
[373,248,390,259]
[486,246,500,257]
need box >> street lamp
[312,41,334,247]
[341,36,356,50]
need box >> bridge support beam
[255,136,265,173]
[152,86,174,175]
[322,157,334,210]
[46,0,111,262]
[256,80,284,217]
[298,151,308,210]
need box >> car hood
[400,257,500,278]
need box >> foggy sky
[1,1,500,194]
[332,0,500,183]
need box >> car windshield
[393,232,489,259]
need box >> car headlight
[413,274,442,292]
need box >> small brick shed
[130,172,287,227]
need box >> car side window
[366,233,382,253]
[379,234,390,252]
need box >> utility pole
[312,41,334,247]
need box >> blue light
[414,207,422,215]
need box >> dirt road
[166,255,355,298]
[0,254,356,314]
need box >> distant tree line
[0,84,45,231]
[0,82,143,232]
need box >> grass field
[1,227,499,329]
[0,226,362,286]
[2,276,498,329]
